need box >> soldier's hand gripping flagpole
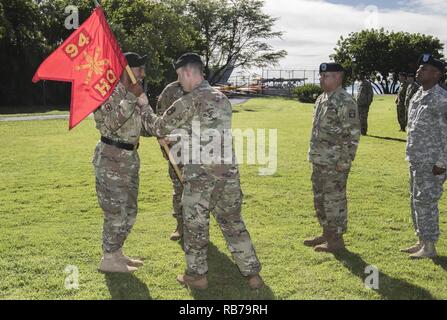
[122,59,183,185]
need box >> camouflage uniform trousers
[397,104,407,130]
[94,165,139,254]
[311,164,350,234]
[168,163,184,220]
[404,105,409,131]
[409,163,446,242]
[182,175,261,277]
[358,104,370,135]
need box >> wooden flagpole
[163,144,184,184]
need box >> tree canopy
[331,29,444,94]
[0,0,286,107]
[188,0,287,84]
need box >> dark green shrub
[292,84,323,103]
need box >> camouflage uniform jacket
[356,80,374,106]
[405,82,421,109]
[309,86,361,167]
[156,81,184,115]
[92,82,149,171]
[406,84,447,167]
[141,80,238,180]
[396,81,409,106]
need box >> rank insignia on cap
[418,53,445,72]
[104,103,113,112]
[319,62,344,73]
[349,109,356,118]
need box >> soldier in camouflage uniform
[156,81,186,241]
[404,72,420,129]
[355,73,374,135]
[396,72,408,131]
[93,53,149,273]
[141,53,263,290]
[401,54,447,259]
[304,63,361,253]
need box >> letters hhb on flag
[32,7,128,129]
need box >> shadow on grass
[183,242,275,300]
[368,135,407,143]
[432,256,447,271]
[105,273,152,300]
[334,249,434,300]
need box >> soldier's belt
[101,136,139,151]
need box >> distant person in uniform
[355,72,374,135]
[396,72,408,131]
[440,74,447,91]
[305,63,361,253]
[404,72,420,130]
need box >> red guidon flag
[32,7,128,129]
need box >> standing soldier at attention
[396,72,409,131]
[93,52,149,273]
[401,54,447,259]
[156,81,185,241]
[355,72,374,136]
[404,72,420,129]
[304,63,361,253]
[141,53,263,290]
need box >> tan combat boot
[314,230,345,253]
[303,228,328,247]
[117,248,144,267]
[400,241,422,254]
[98,251,138,273]
[410,241,437,259]
[170,218,183,241]
[176,274,208,290]
[247,274,264,290]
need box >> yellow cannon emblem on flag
[75,47,110,85]
[73,45,118,98]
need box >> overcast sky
[261,0,447,70]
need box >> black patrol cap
[319,63,344,73]
[407,72,416,78]
[398,71,407,76]
[173,52,204,70]
[418,54,445,72]
[124,52,148,68]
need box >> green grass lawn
[1,95,446,300]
